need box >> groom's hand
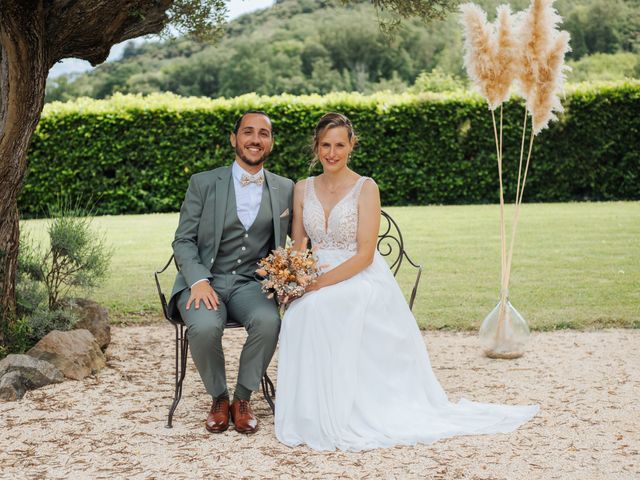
[186,282,220,311]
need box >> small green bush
[6,201,112,355]
[0,317,33,356]
[16,251,77,348]
[1,306,77,356]
[19,201,112,309]
[25,309,78,344]
[16,233,47,318]
[15,275,47,319]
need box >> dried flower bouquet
[256,241,321,316]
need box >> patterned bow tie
[240,173,264,187]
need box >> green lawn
[21,202,640,330]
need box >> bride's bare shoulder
[295,177,311,189]
[357,175,379,192]
[360,175,377,185]
[293,177,312,200]
[358,177,380,206]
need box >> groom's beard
[236,143,270,167]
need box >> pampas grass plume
[461,0,571,131]
[492,5,520,107]
[461,3,519,110]
[530,30,571,134]
[517,0,563,100]
[460,3,500,109]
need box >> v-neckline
[311,176,362,233]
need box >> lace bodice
[303,176,370,252]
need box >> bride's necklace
[319,176,353,194]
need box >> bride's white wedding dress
[275,176,538,451]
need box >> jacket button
[210,258,214,263]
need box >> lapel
[213,166,232,256]
[264,170,281,246]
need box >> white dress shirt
[191,162,264,288]
[232,161,265,231]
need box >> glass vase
[479,291,530,359]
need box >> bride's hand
[305,276,324,293]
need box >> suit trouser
[177,274,280,398]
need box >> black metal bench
[378,210,422,310]
[155,208,422,428]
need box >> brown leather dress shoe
[205,398,230,433]
[230,399,259,434]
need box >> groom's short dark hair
[233,110,273,135]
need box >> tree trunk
[0,0,171,347]
[0,1,48,343]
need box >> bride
[274,112,538,451]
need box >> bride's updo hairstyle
[310,112,358,169]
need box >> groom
[168,111,294,434]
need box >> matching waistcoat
[212,178,273,277]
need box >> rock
[27,329,106,380]
[66,298,111,351]
[0,353,64,388]
[0,371,26,401]
[0,354,65,401]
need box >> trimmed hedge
[20,82,640,216]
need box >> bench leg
[166,324,189,428]
[261,373,276,414]
[409,266,423,312]
[166,324,274,422]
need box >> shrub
[16,233,47,318]
[7,201,112,354]
[0,317,33,356]
[25,308,78,344]
[20,201,112,309]
[15,275,47,319]
[20,82,640,216]
[0,305,77,356]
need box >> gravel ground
[0,324,638,479]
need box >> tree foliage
[166,0,229,41]
[567,52,640,82]
[48,0,463,100]
[46,0,640,102]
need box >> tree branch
[46,0,173,67]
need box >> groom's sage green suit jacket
[168,165,294,320]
